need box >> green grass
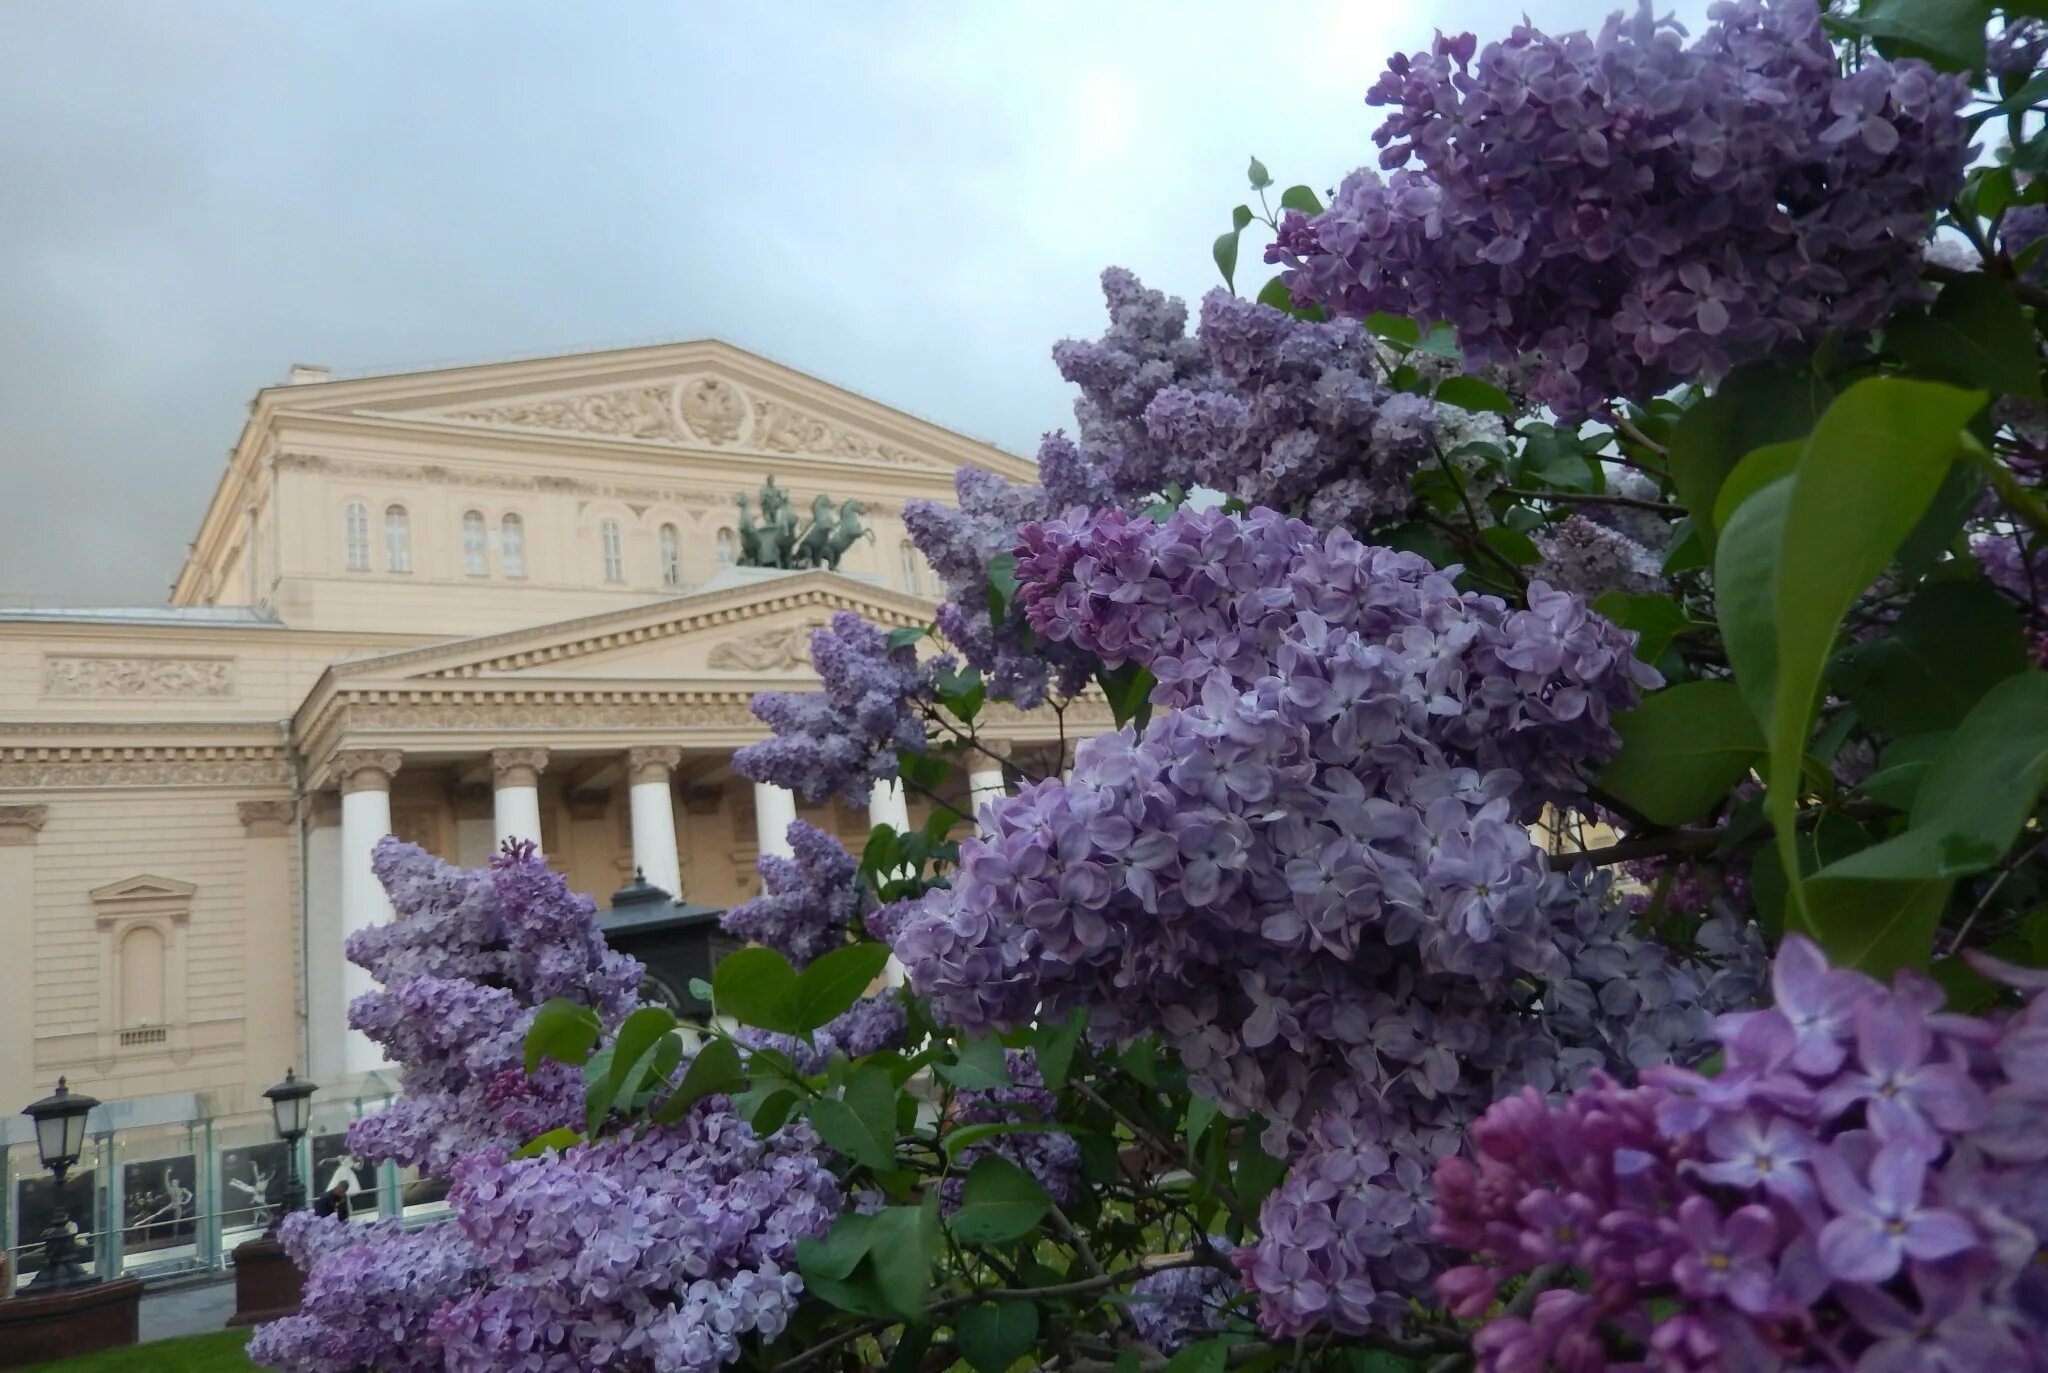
[31,1329,254,1372]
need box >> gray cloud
[0,0,1703,602]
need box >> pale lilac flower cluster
[737,993,910,1076]
[1991,17,2048,80]
[721,820,863,969]
[427,1108,839,1373]
[343,839,640,1175]
[1047,269,1439,526]
[903,466,1093,709]
[1271,1,1971,417]
[1129,1242,1239,1356]
[249,1213,483,1373]
[1533,513,1668,600]
[1012,505,1655,799]
[1431,937,2048,1372]
[942,1050,1081,1210]
[734,612,930,806]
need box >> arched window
[343,501,370,571]
[500,514,526,578]
[384,504,411,573]
[119,925,166,1029]
[900,540,921,596]
[601,518,624,583]
[660,523,681,588]
[462,510,488,576]
[716,528,737,567]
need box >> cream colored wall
[5,789,299,1119]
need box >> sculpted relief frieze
[444,385,687,442]
[0,749,290,790]
[678,376,749,445]
[751,399,940,470]
[705,621,827,672]
[44,656,236,699]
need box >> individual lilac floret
[1272,1,1971,417]
[1129,1241,1240,1356]
[1431,936,2047,1372]
[722,820,863,969]
[734,611,932,806]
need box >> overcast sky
[0,1,1702,604]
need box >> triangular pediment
[261,339,1035,482]
[91,874,198,905]
[328,570,934,687]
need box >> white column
[492,747,549,853]
[337,750,401,1076]
[627,746,684,900]
[754,780,797,857]
[303,799,345,1085]
[868,778,912,836]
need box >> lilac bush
[733,612,932,805]
[1433,937,2048,1371]
[1270,0,1971,417]
[720,820,864,969]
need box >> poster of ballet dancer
[311,1133,375,1219]
[217,1142,287,1235]
[12,1169,95,1274]
[120,1155,197,1254]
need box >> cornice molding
[0,745,291,791]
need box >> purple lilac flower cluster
[1045,269,1439,526]
[940,1050,1082,1210]
[1013,505,1654,800]
[721,820,863,969]
[1534,513,1667,601]
[249,1213,483,1373]
[737,993,910,1076]
[1431,936,2048,1372]
[342,839,641,1176]
[426,1108,839,1373]
[1129,1242,1240,1356]
[1271,1,1971,418]
[733,612,931,806]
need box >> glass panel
[501,514,526,578]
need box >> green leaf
[887,625,928,650]
[1365,313,1420,347]
[615,1028,683,1111]
[1246,156,1272,190]
[582,1043,618,1133]
[1234,1122,1287,1215]
[1164,1337,1231,1373]
[950,1156,1052,1245]
[1591,591,1693,663]
[1434,376,1515,414]
[652,1037,745,1124]
[1858,731,1950,812]
[1820,672,2048,884]
[511,1126,583,1159]
[936,1033,1012,1090]
[604,1005,678,1097]
[1801,872,1955,978]
[1769,379,1986,930]
[1826,0,1988,72]
[1598,681,1765,827]
[1479,524,1541,567]
[1097,662,1156,729]
[1831,578,2028,736]
[809,1097,893,1169]
[1669,364,1833,552]
[793,942,894,1032]
[1893,461,1985,585]
[866,1204,934,1319]
[1278,184,1323,215]
[987,550,1020,612]
[959,1301,1041,1373]
[712,946,802,1033]
[1712,440,1802,531]
[1185,1097,1220,1151]
[736,1084,801,1133]
[1715,477,1793,732]
[943,1120,1072,1157]
[523,997,602,1074]
[1031,1005,1087,1090]
[1887,273,2041,397]
[1212,230,1241,293]
[1232,204,1253,232]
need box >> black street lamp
[262,1069,317,1229]
[21,1077,99,1290]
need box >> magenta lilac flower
[1271,1,1971,417]
[1432,936,2048,1371]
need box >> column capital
[626,745,684,785]
[490,747,550,789]
[237,799,294,837]
[978,738,1014,760]
[0,803,49,846]
[335,749,403,794]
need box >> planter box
[0,1277,143,1368]
[228,1237,305,1327]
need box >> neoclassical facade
[0,340,1074,1117]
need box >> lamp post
[261,1069,317,1231]
[21,1078,99,1291]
